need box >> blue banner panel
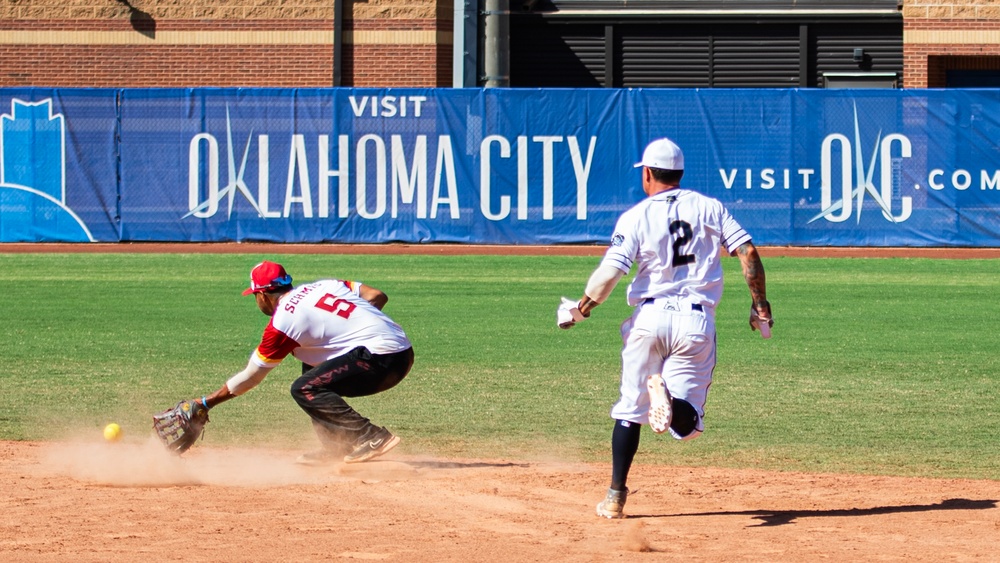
[0,89,119,242]
[117,88,628,244]
[4,87,1000,246]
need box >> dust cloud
[622,521,654,552]
[39,435,331,487]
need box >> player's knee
[669,398,703,441]
[289,384,305,405]
[289,376,313,405]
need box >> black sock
[610,419,641,491]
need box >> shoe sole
[343,435,401,464]
[646,374,672,434]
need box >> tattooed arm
[734,242,772,327]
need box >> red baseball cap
[242,261,293,295]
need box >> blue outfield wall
[1,87,998,246]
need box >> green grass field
[2,252,998,480]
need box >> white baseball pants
[610,297,716,439]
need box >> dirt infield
[2,440,998,562]
[2,242,999,561]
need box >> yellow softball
[103,423,123,443]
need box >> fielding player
[558,137,772,518]
[195,261,414,464]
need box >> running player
[557,137,772,518]
[193,261,414,464]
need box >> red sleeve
[252,319,300,367]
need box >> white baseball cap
[633,138,684,170]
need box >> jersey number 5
[669,220,696,267]
[315,294,357,319]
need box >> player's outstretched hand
[557,297,585,329]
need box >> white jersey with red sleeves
[600,188,751,308]
[250,279,411,369]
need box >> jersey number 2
[315,294,357,319]
[669,220,696,267]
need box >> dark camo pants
[290,346,413,452]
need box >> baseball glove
[152,399,210,455]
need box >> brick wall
[8,1,1000,90]
[903,1,1000,87]
[0,0,453,87]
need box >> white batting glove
[750,306,772,339]
[557,297,586,329]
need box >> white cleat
[596,488,628,519]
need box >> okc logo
[809,102,912,224]
[185,106,267,219]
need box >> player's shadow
[634,498,996,527]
